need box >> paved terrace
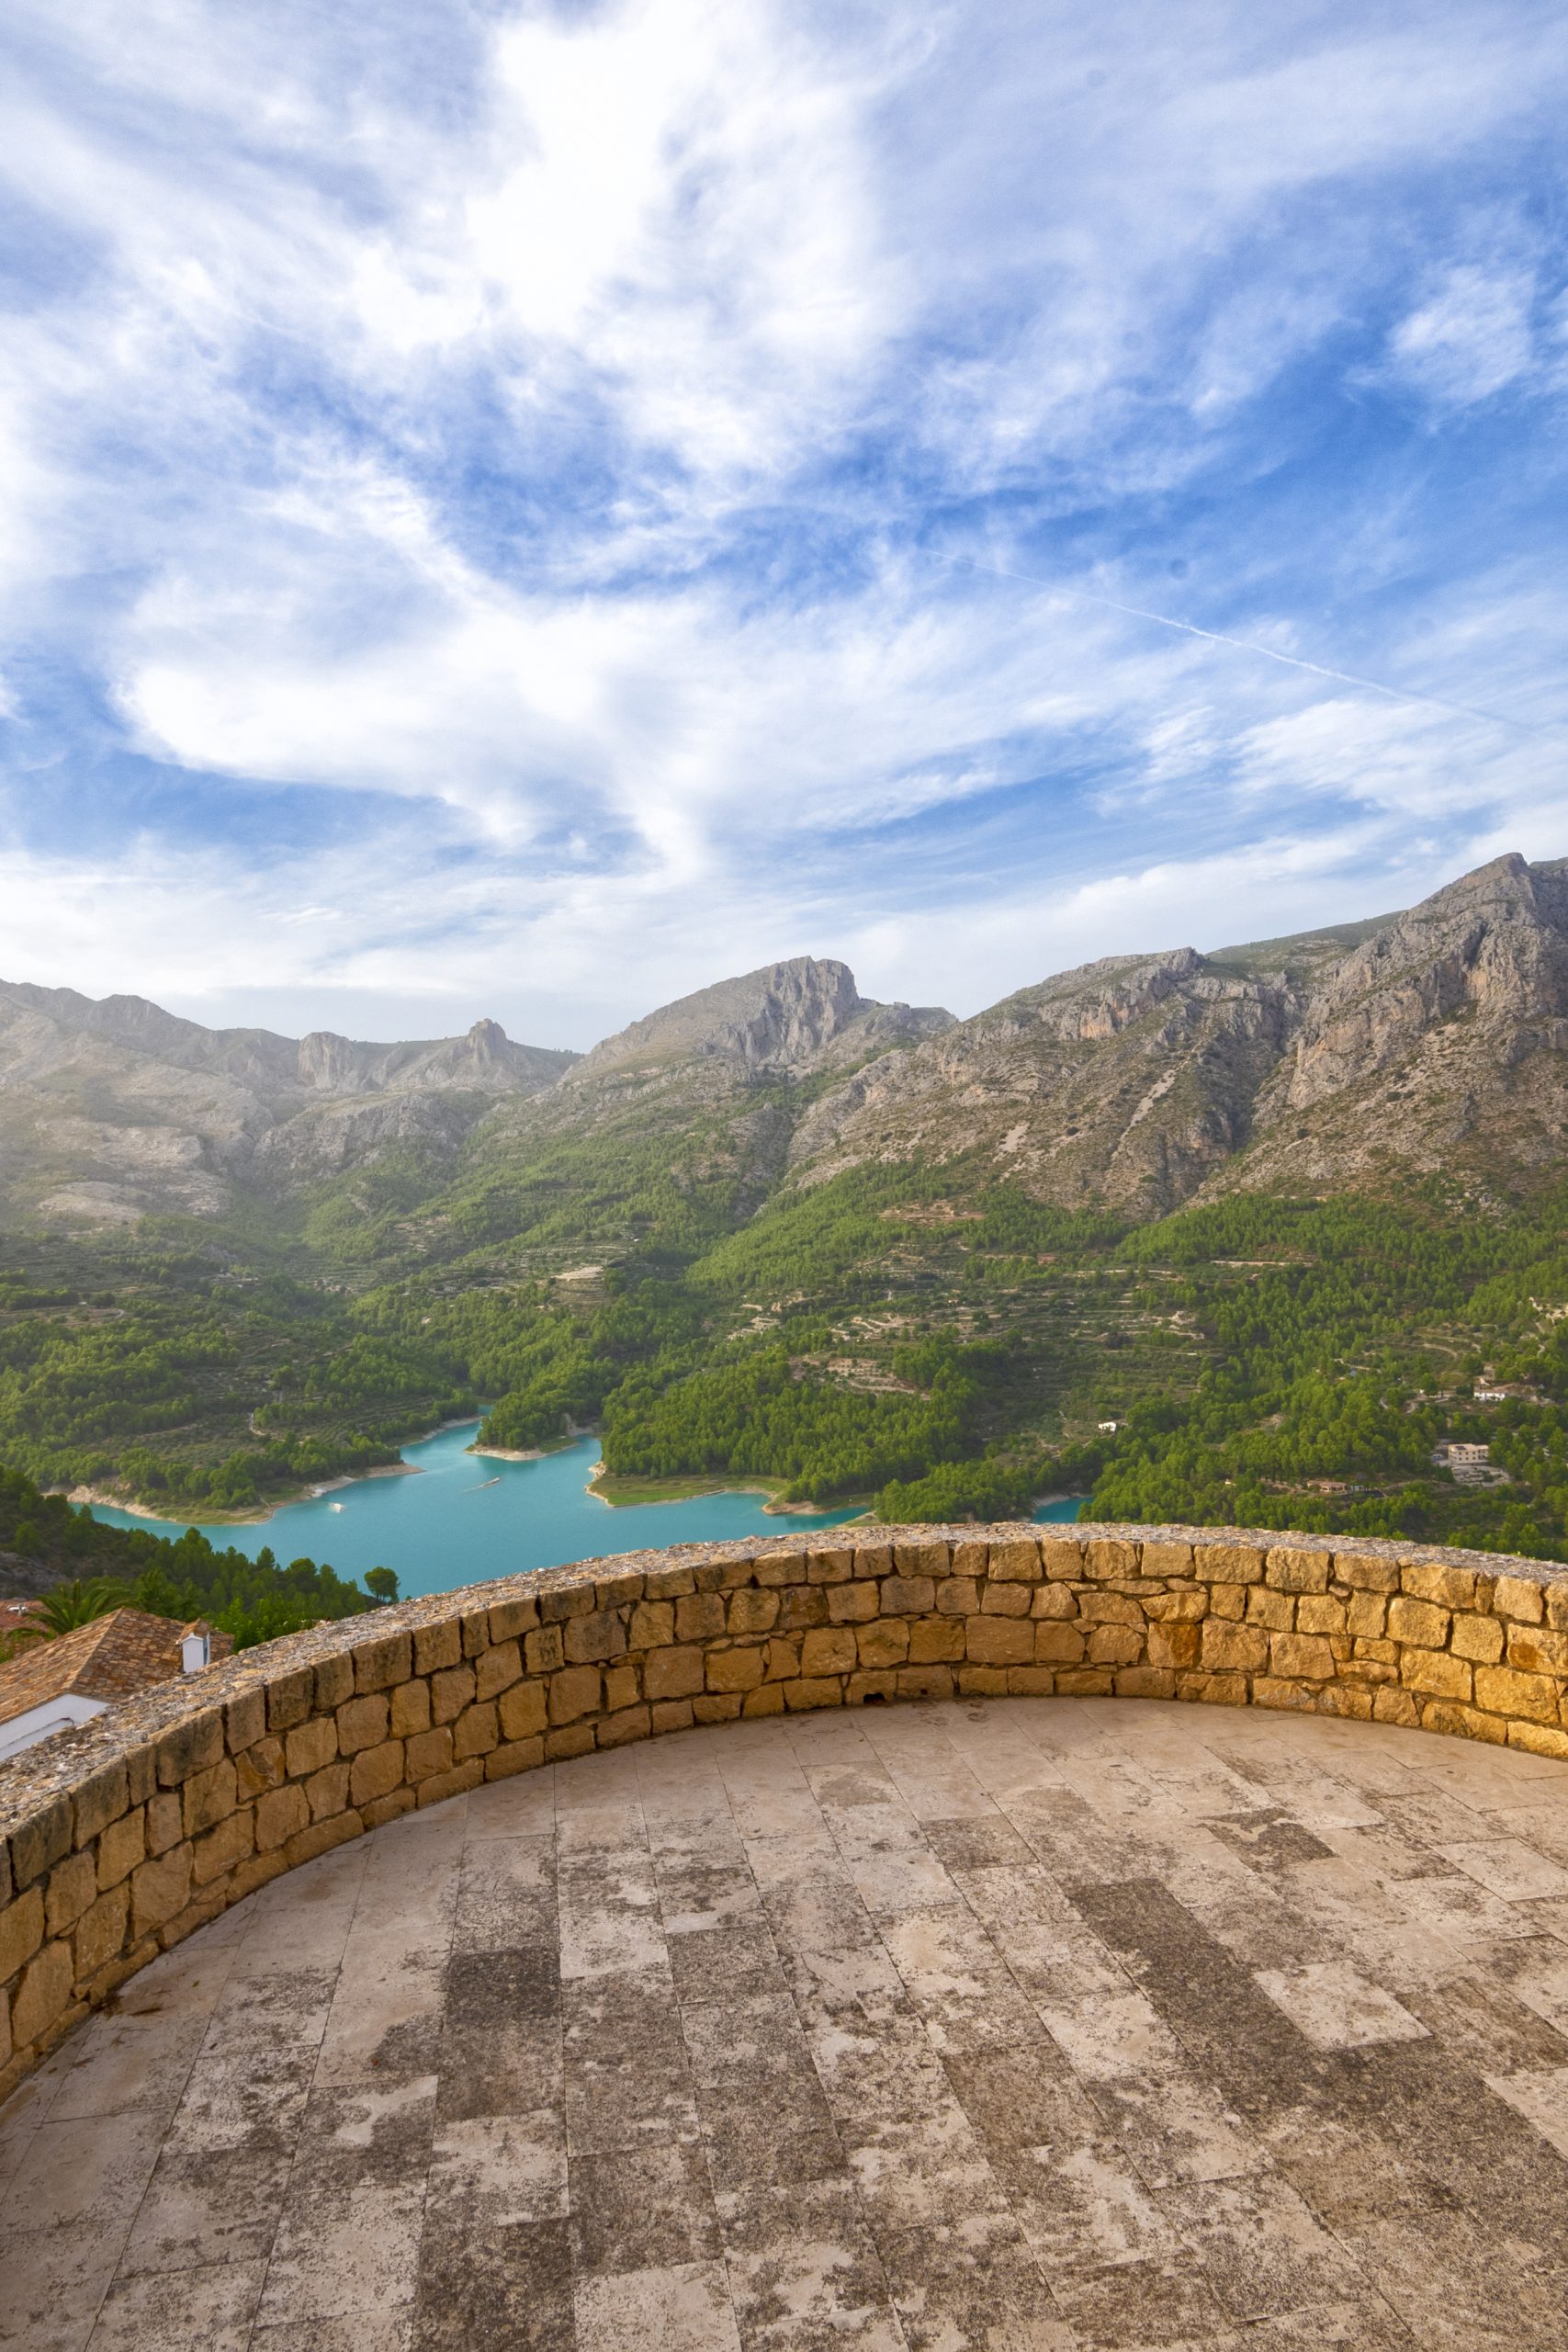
[7,1693,1568,2350]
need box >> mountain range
[4,850,1565,1236]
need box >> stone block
[285,1811,365,1866]
[1494,1576,1546,1624]
[71,1762,130,1849]
[1346,1591,1388,1641]
[1176,1671,1248,1707]
[488,1596,539,1643]
[1146,1622,1199,1670]
[1032,1584,1080,1620]
[1078,1591,1142,1626]
[779,1588,829,1631]
[608,1663,645,1713]
[644,1564,697,1598]
[96,1811,145,1893]
[45,1849,96,1939]
[965,1616,1032,1667]
[131,1844,192,1939]
[1399,1649,1471,1702]
[728,1589,780,1636]
[957,1666,1010,1697]
[486,1736,546,1779]
[1336,1554,1401,1593]
[895,1540,949,1579]
[431,1665,476,1724]
[753,1551,807,1589]
[1040,1539,1085,1580]
[192,1810,254,1888]
[806,1548,853,1584]
[414,1621,462,1674]
[12,1795,72,1891]
[475,1641,523,1702]
[525,1624,564,1674]
[1269,1634,1336,1680]
[644,1645,705,1702]
[1507,1720,1568,1761]
[851,1544,892,1578]
[1196,1544,1264,1585]
[304,1763,351,1821]
[1143,1588,1205,1622]
[675,1592,727,1642]
[1388,1596,1450,1650]
[783,1679,842,1711]
[797,1626,855,1676]
[882,1575,936,1615]
[146,1792,183,1857]
[649,1702,694,1735]
[1084,1540,1137,1580]
[362,1790,418,1829]
[453,1702,500,1761]
[286,1718,336,1780]
[856,1620,910,1668]
[1508,1626,1568,1677]
[1053,1667,1115,1696]
[1087,1625,1143,1667]
[1253,1679,1316,1715]
[0,1887,44,1984]
[550,1665,603,1722]
[73,1883,130,1981]
[175,1759,236,1839]
[255,1783,310,1852]
[1141,1541,1195,1578]
[597,1704,652,1747]
[404,1725,455,1781]
[266,1665,315,1733]
[1372,1688,1420,1726]
[987,1539,1042,1582]
[827,1581,881,1624]
[1314,1682,1373,1721]
[1115,1667,1177,1699]
[1296,1595,1348,1636]
[390,1680,432,1738]
[313,1654,353,1711]
[566,1608,628,1664]
[848,1670,900,1704]
[1421,1701,1507,1746]
[1266,1547,1331,1595]
[353,1630,412,1691]
[1475,1665,1561,1724]
[541,1584,595,1620]
[337,1693,390,1754]
[223,1690,267,1758]
[10,1939,73,2051]
[629,1600,675,1649]
[235,1736,285,1800]
[1244,1586,1294,1630]
[499,1680,547,1740]
[1401,1560,1478,1611]
[980,1583,1033,1618]
[762,1638,801,1681]
[692,1695,744,1724]
[937,1577,981,1616]
[1208,1584,1247,1620]
[1201,1620,1269,1674]
[899,1666,956,1700]
[349,1741,406,1805]
[908,1616,965,1665]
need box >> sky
[2,0,1567,1050]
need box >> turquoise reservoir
[86,1423,1084,1600]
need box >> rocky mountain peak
[572,956,948,1081]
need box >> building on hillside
[1435,1442,1491,1466]
[0,1609,233,1761]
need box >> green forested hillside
[6,1159,1568,1557]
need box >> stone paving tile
[17,1698,1568,2348]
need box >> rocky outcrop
[571,957,953,1082]
[0,989,579,1224]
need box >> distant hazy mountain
[0,984,578,1225]
[4,854,1566,1232]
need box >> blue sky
[2,0,1566,1048]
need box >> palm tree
[7,1577,133,1645]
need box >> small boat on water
[467,1476,502,1490]
[329,1500,344,1511]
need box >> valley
[4,851,1568,1579]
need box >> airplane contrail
[953,554,1555,741]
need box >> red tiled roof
[0,1610,234,1730]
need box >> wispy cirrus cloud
[1,0,1567,1046]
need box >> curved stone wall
[5,1518,1568,2099]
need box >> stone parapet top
[6,1517,1568,2101]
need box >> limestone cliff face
[785,854,1568,1213]
[0,987,578,1225]
[570,957,952,1083]
[786,948,1301,1217]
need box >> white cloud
[1386,261,1539,406]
